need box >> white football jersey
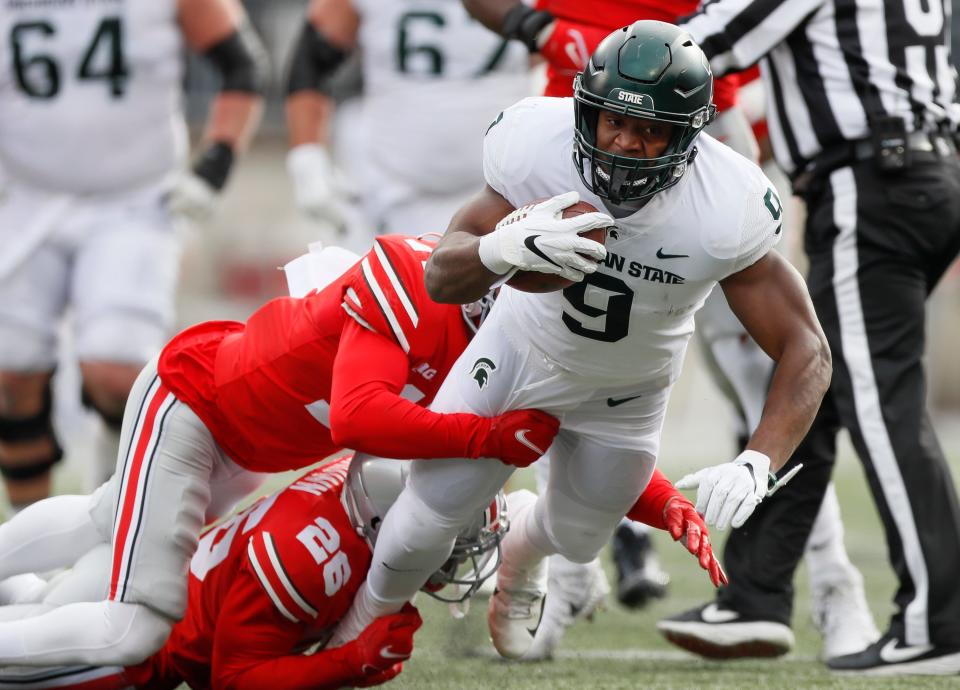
[352,0,530,195]
[484,97,783,386]
[0,0,186,194]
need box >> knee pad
[80,386,125,432]
[0,383,62,480]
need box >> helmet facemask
[423,492,508,603]
[343,454,508,603]
[460,287,498,335]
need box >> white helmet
[343,453,508,603]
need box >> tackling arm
[328,320,558,467]
[720,251,832,472]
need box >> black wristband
[192,142,235,191]
[502,4,554,52]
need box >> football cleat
[657,603,795,659]
[811,570,880,660]
[612,523,669,609]
[523,556,610,660]
[488,576,548,659]
[827,633,960,675]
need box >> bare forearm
[285,91,333,147]
[747,334,831,472]
[203,92,263,152]
[461,0,518,34]
[424,230,501,303]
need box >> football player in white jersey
[329,21,833,660]
[0,0,267,509]
[284,0,532,244]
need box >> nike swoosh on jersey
[606,395,642,407]
[656,248,689,259]
[514,429,546,455]
[699,603,740,624]
[523,235,561,267]
[379,645,410,660]
[879,639,934,664]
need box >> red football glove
[664,496,728,588]
[353,663,403,688]
[347,604,422,681]
[480,409,559,467]
[538,19,610,76]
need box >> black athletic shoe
[611,524,669,609]
[657,603,795,659]
[827,633,960,676]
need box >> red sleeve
[626,468,687,530]
[212,563,365,690]
[713,73,740,112]
[328,319,495,459]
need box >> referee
[658,0,960,675]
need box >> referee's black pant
[718,150,960,648]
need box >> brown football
[506,200,609,293]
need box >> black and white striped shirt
[682,0,959,176]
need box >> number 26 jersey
[0,0,186,193]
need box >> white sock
[498,491,549,591]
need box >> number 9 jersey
[0,0,186,193]
[483,97,783,386]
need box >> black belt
[793,131,958,194]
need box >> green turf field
[383,436,959,690]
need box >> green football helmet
[573,21,717,205]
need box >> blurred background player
[459,0,872,661]
[0,0,267,511]
[284,0,532,253]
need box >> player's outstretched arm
[425,186,610,303]
[676,252,830,531]
[285,0,358,221]
[721,251,831,473]
[173,0,268,220]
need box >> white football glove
[477,191,612,282]
[287,144,347,227]
[169,172,218,223]
[675,450,771,532]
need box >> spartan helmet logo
[470,357,496,390]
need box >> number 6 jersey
[0,0,186,193]
[483,97,783,387]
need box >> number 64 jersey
[484,97,783,388]
[0,0,185,193]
